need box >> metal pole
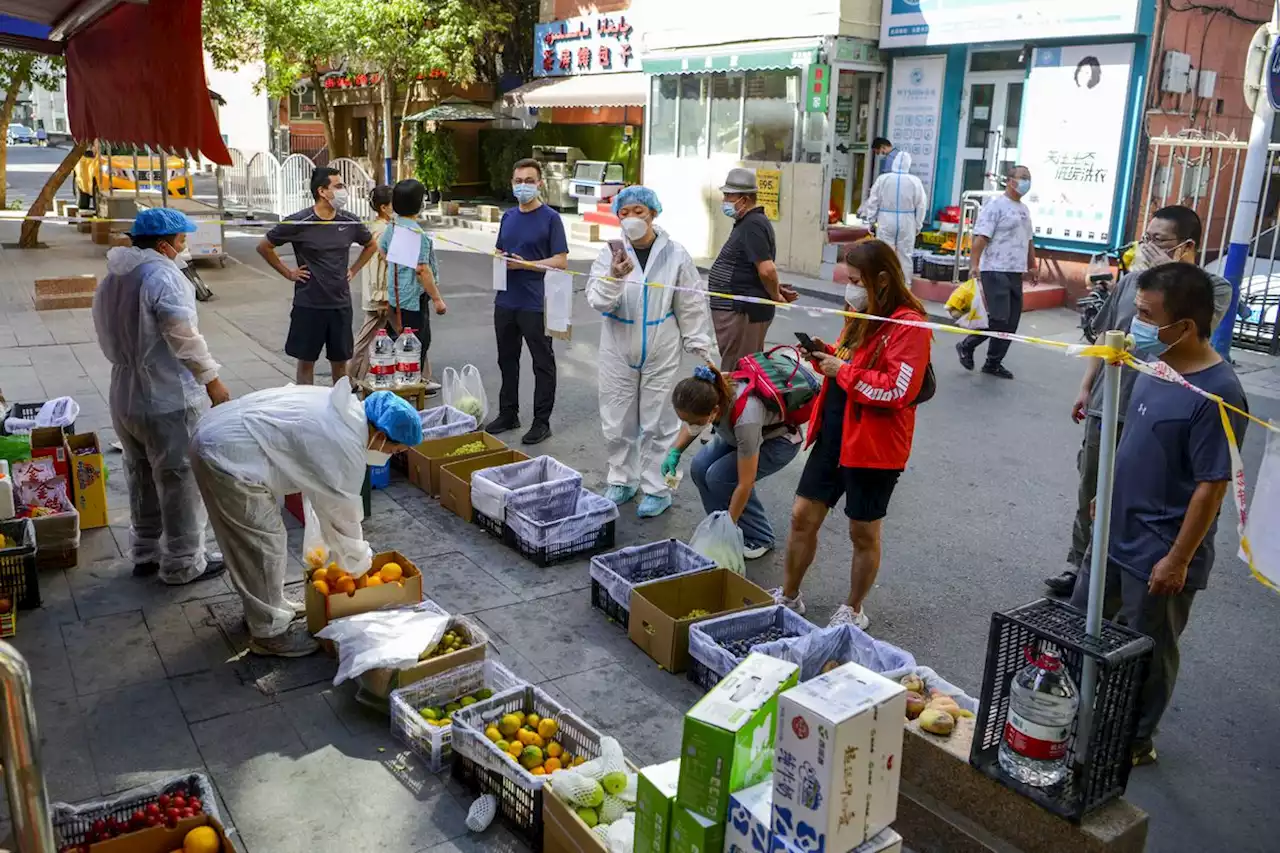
[160,147,169,208]
[1214,1,1280,357]
[1078,328,1126,757]
[382,75,395,185]
[0,643,55,853]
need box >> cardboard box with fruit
[358,612,489,700]
[51,773,226,852]
[438,450,529,522]
[406,431,507,496]
[627,569,772,673]
[304,549,422,637]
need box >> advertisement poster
[885,55,945,206]
[879,0,1141,49]
[1018,43,1134,244]
[534,13,639,77]
[757,169,782,221]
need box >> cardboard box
[357,613,487,700]
[544,777,608,853]
[86,813,232,852]
[770,662,906,853]
[305,550,423,635]
[30,426,70,477]
[439,449,529,522]
[677,653,799,822]
[770,828,903,853]
[406,431,506,496]
[635,759,681,853]
[670,805,724,853]
[725,778,772,853]
[66,432,107,529]
[32,508,79,570]
[628,569,772,673]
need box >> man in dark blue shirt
[488,158,569,445]
[1072,262,1248,767]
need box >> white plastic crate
[470,456,582,521]
[390,659,525,772]
[505,488,618,550]
[419,405,478,440]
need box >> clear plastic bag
[750,623,915,682]
[419,405,478,441]
[506,489,618,549]
[689,510,745,575]
[442,364,489,424]
[471,456,583,521]
[316,602,451,685]
[589,540,715,610]
[880,663,980,714]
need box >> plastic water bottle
[998,646,1079,787]
[369,329,396,390]
[394,328,422,387]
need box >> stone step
[34,292,95,311]
[569,220,600,243]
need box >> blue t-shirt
[1108,360,1248,590]
[378,216,438,311]
[494,203,568,312]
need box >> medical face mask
[1015,179,1031,196]
[330,188,350,210]
[513,184,539,204]
[1130,317,1173,358]
[721,201,738,218]
[845,284,869,311]
[366,437,392,467]
[620,217,649,241]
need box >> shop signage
[885,55,945,205]
[534,13,640,78]
[1018,43,1135,244]
[879,0,1142,49]
[831,37,882,66]
[757,169,782,221]
[806,65,830,113]
[1268,37,1280,110]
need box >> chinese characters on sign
[757,169,782,221]
[534,14,639,78]
[884,56,945,206]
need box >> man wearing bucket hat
[708,167,797,372]
[93,207,231,585]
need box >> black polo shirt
[708,206,776,323]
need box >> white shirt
[973,195,1033,273]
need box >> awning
[642,38,823,75]
[0,1,133,51]
[503,72,647,109]
[404,97,501,123]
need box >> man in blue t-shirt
[1071,263,1248,767]
[488,158,569,445]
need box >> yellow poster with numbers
[756,169,781,221]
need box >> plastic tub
[471,456,582,522]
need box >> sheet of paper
[492,256,507,291]
[386,225,421,268]
[545,270,573,333]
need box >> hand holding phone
[794,332,816,352]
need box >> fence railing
[219,148,376,222]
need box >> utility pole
[382,75,395,185]
[1215,1,1280,357]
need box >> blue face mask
[513,183,539,204]
[721,201,738,218]
[1015,178,1032,196]
[1130,317,1172,357]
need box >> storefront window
[965,83,994,148]
[289,88,318,121]
[970,50,1024,73]
[743,70,799,162]
[1004,82,1024,148]
[800,111,826,164]
[649,76,678,156]
[709,75,743,155]
[678,76,709,157]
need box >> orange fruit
[379,562,404,583]
[182,825,220,853]
[543,757,562,772]
[365,575,383,587]
[311,580,329,596]
[311,567,328,584]
[336,576,356,596]
[527,733,545,749]
[530,766,546,776]
[546,742,563,759]
[537,719,558,740]
[507,741,524,758]
[355,575,367,589]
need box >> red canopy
[65,0,231,165]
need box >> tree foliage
[0,49,64,208]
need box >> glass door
[827,69,879,225]
[953,55,1025,200]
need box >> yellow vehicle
[95,154,193,197]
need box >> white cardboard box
[724,778,772,853]
[769,827,904,853]
[769,662,906,853]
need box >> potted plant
[413,125,459,203]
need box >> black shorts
[286,305,354,362]
[796,421,902,521]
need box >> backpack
[869,328,936,405]
[730,346,820,427]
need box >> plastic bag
[1243,423,1280,589]
[589,540,715,610]
[687,605,816,679]
[506,489,618,549]
[689,510,745,575]
[471,456,582,521]
[751,624,915,682]
[316,602,451,685]
[442,365,489,424]
[0,434,31,465]
[957,278,988,330]
[880,664,980,714]
[419,405,478,441]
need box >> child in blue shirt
[378,179,446,381]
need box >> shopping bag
[689,510,745,575]
[441,364,489,424]
[1243,423,1280,589]
[957,277,988,330]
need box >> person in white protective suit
[189,383,423,657]
[93,208,231,584]
[586,185,719,519]
[860,151,927,281]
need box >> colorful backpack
[731,346,820,428]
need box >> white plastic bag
[442,364,490,424]
[958,277,989,330]
[689,510,745,575]
[316,603,451,685]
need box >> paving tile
[279,691,358,752]
[145,598,236,678]
[34,693,100,805]
[207,750,353,853]
[78,527,122,564]
[78,682,204,795]
[68,557,232,621]
[191,704,306,770]
[61,611,165,695]
[7,610,76,701]
[548,662,687,766]
[404,550,522,615]
[418,822,529,853]
[474,596,618,679]
[172,666,274,723]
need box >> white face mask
[330,188,350,210]
[1130,239,1183,272]
[366,436,391,467]
[845,284,868,311]
[620,217,649,241]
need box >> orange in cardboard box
[85,813,231,853]
[406,431,507,496]
[438,449,530,522]
[305,550,422,635]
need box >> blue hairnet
[612,185,662,217]
[364,392,423,446]
[128,208,199,237]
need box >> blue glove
[662,447,683,478]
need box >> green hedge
[479,123,641,199]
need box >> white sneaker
[768,587,806,615]
[828,604,869,630]
[743,543,772,560]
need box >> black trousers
[959,271,1024,367]
[495,306,556,424]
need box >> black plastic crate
[686,657,719,692]
[0,518,40,610]
[1,401,75,435]
[969,597,1154,823]
[505,519,615,567]
[474,511,504,541]
[589,578,628,629]
[52,773,217,846]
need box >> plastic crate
[686,605,816,688]
[0,518,40,610]
[506,518,615,567]
[390,659,525,772]
[451,685,605,849]
[474,510,504,541]
[51,772,220,847]
[589,579,628,629]
[419,405,478,441]
[969,598,1154,823]
[1,401,76,435]
[471,456,582,522]
[589,540,716,626]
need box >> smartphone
[794,332,816,351]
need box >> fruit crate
[588,540,716,631]
[471,456,582,522]
[0,518,39,610]
[51,772,221,847]
[686,605,816,691]
[506,489,619,568]
[969,597,1154,823]
[0,400,76,436]
[419,405,478,441]
[390,659,525,772]
[450,684,605,851]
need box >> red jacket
[805,307,932,470]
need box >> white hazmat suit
[862,151,927,280]
[587,227,718,499]
[93,246,220,583]
[189,379,371,639]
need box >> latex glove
[661,447,683,478]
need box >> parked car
[96,154,193,198]
[1204,226,1280,349]
[7,124,35,145]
